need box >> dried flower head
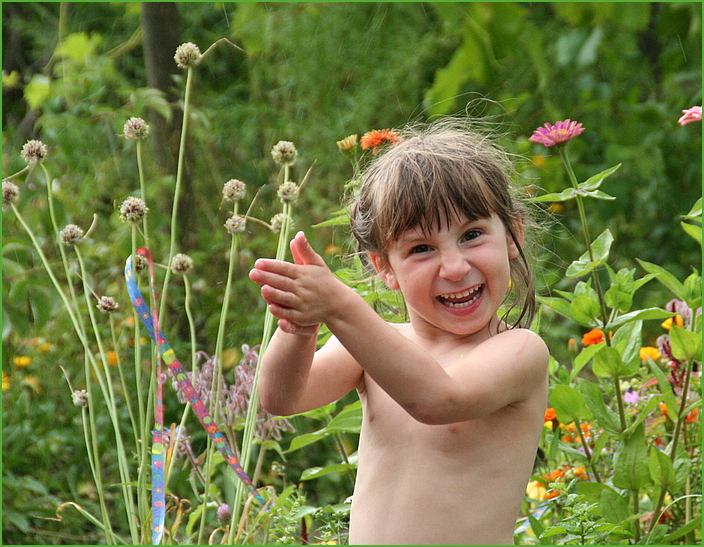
[123,117,150,140]
[97,296,119,314]
[216,503,232,525]
[678,106,702,126]
[360,129,402,155]
[134,254,148,273]
[3,180,20,209]
[72,389,89,407]
[174,42,202,68]
[171,253,194,275]
[269,213,290,234]
[271,141,298,166]
[60,224,85,246]
[277,181,300,203]
[21,139,48,165]
[223,179,247,202]
[225,214,246,234]
[336,134,358,153]
[529,119,584,148]
[119,196,148,224]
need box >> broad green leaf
[648,448,676,488]
[300,463,356,481]
[606,307,671,330]
[566,229,613,278]
[681,221,702,245]
[578,378,621,436]
[538,296,576,322]
[645,357,679,421]
[593,345,636,378]
[661,517,702,544]
[669,324,701,362]
[56,32,103,60]
[580,163,622,191]
[613,423,651,491]
[569,295,602,326]
[600,488,630,525]
[24,74,51,110]
[550,385,592,424]
[636,259,685,300]
[571,342,604,380]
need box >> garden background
[2,2,701,545]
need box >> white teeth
[438,287,479,300]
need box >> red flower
[581,328,605,346]
[360,129,402,155]
[529,119,584,147]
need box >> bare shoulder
[482,327,549,365]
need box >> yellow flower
[13,356,32,367]
[661,315,684,330]
[2,371,10,391]
[106,350,118,367]
[526,480,547,500]
[640,346,661,362]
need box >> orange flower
[685,407,699,423]
[544,490,560,500]
[360,129,402,155]
[640,346,661,362]
[661,315,684,330]
[544,408,557,422]
[582,328,605,346]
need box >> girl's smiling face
[371,212,522,342]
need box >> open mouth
[437,285,483,309]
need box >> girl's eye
[462,229,481,242]
[410,244,431,254]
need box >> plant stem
[136,140,150,245]
[574,418,602,483]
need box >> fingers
[290,231,326,267]
[277,319,320,336]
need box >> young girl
[249,122,549,545]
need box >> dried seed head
[134,254,148,273]
[3,180,20,209]
[269,213,291,234]
[336,134,358,153]
[216,503,232,525]
[174,42,202,68]
[119,196,148,224]
[97,296,119,314]
[60,224,85,246]
[271,141,298,166]
[123,117,150,140]
[21,139,48,165]
[225,214,246,234]
[223,179,246,202]
[171,253,194,275]
[72,389,89,407]
[277,181,300,203]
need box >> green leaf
[56,32,103,60]
[300,463,357,481]
[578,378,621,436]
[648,448,676,488]
[668,325,701,362]
[661,517,702,544]
[569,295,602,326]
[593,345,637,378]
[600,488,630,525]
[528,187,579,203]
[566,229,613,278]
[645,357,679,421]
[613,423,652,491]
[681,220,702,245]
[571,342,604,380]
[636,259,685,300]
[580,163,622,191]
[24,74,51,110]
[606,307,672,330]
[550,385,592,424]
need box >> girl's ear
[507,217,525,260]
[369,252,400,290]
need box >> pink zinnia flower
[529,119,584,147]
[678,106,702,126]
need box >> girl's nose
[439,248,471,281]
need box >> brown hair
[349,120,535,329]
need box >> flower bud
[97,296,119,314]
[271,141,298,166]
[277,181,300,203]
[225,214,246,234]
[119,196,149,224]
[123,117,150,140]
[174,42,202,68]
[72,389,89,407]
[171,253,194,275]
[60,224,85,246]
[3,180,19,209]
[269,213,290,234]
[336,134,358,153]
[216,503,231,524]
[223,179,246,202]
[21,139,48,165]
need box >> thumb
[290,231,325,266]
